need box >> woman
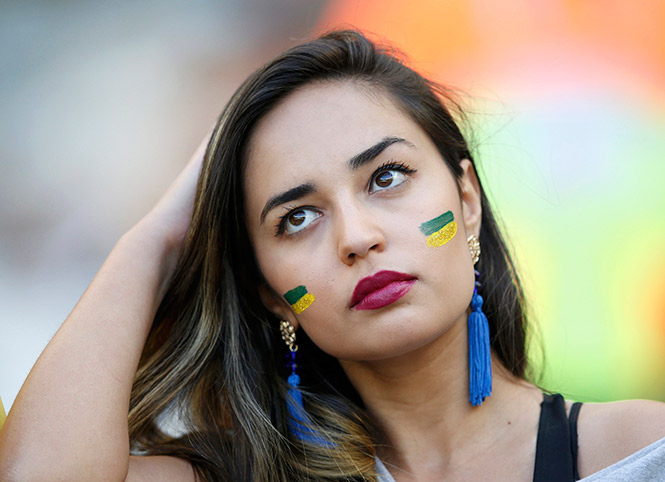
[1,29,665,482]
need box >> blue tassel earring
[467,235,492,407]
[280,320,330,445]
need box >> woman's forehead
[243,82,423,184]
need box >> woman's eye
[282,208,321,235]
[369,169,408,193]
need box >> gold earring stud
[467,234,481,265]
[280,320,298,352]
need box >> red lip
[351,270,417,311]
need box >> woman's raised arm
[0,135,209,482]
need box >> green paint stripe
[419,211,454,236]
[284,285,308,305]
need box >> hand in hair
[130,132,210,299]
[0,135,208,482]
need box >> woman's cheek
[283,285,316,314]
[278,250,331,315]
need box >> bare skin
[1,81,664,481]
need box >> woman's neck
[339,314,540,479]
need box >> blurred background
[1,0,664,411]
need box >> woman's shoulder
[575,398,665,478]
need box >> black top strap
[533,393,582,482]
[569,402,583,480]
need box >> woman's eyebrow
[260,183,315,224]
[259,137,413,225]
[347,136,414,170]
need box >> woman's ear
[459,159,482,238]
[258,283,299,330]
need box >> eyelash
[274,160,417,236]
[274,204,303,237]
[368,160,417,190]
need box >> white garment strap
[374,456,397,482]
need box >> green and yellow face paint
[420,210,458,248]
[284,285,315,314]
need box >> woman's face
[244,81,482,362]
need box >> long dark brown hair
[127,29,528,481]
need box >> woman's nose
[336,203,385,265]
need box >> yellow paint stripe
[426,220,457,247]
[292,292,315,314]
